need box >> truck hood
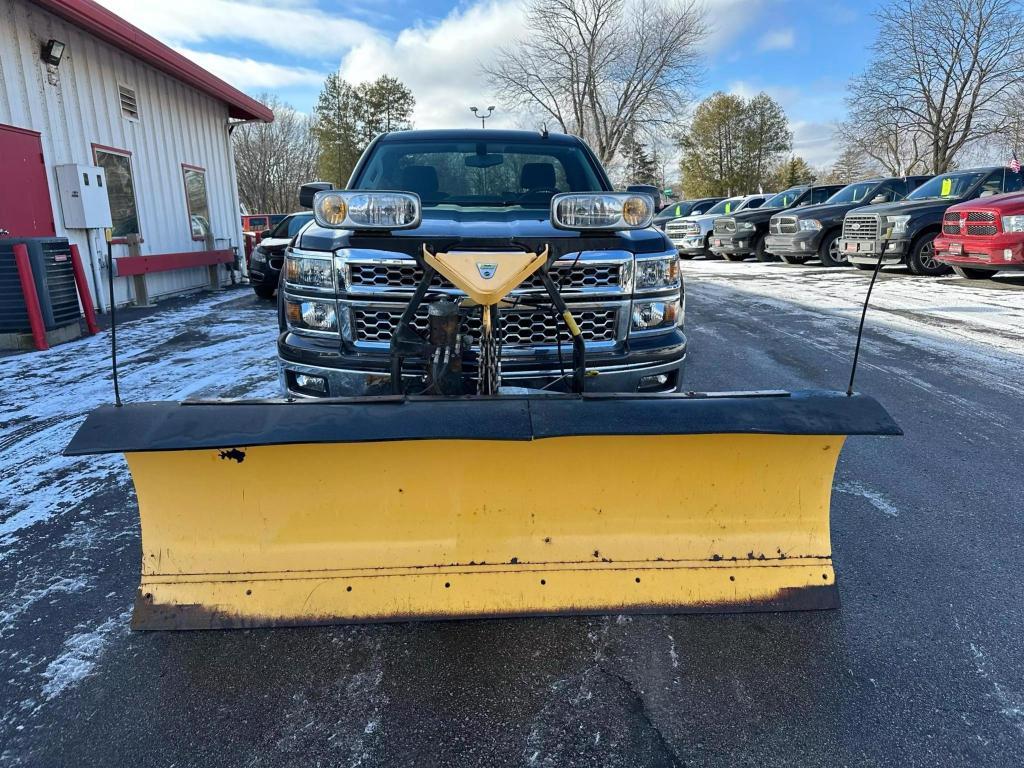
[727,206,786,225]
[299,206,672,255]
[852,197,965,218]
[781,202,863,224]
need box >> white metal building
[0,0,272,308]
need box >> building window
[182,165,211,240]
[118,84,139,120]
[93,146,140,238]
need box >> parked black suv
[710,184,845,262]
[840,166,1024,276]
[249,212,314,298]
[765,176,930,267]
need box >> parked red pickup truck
[934,193,1024,278]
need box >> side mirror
[870,195,887,203]
[259,229,271,240]
[299,181,333,209]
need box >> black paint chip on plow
[218,448,246,463]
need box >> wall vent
[118,84,139,120]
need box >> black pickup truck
[765,176,930,267]
[277,129,686,397]
[709,184,845,262]
[840,166,1024,275]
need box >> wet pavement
[1,266,1023,767]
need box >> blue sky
[98,0,884,167]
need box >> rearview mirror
[299,181,333,209]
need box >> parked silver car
[665,194,773,259]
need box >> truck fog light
[632,300,679,331]
[800,242,808,250]
[294,373,327,393]
[639,373,669,390]
[736,240,746,247]
[887,242,899,251]
[1005,249,1013,261]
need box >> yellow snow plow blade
[65,391,900,630]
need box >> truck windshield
[762,188,804,208]
[706,198,743,215]
[351,139,605,208]
[907,171,985,201]
[826,181,881,204]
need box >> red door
[0,124,55,237]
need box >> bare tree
[483,0,707,164]
[233,95,319,213]
[844,0,1024,173]
[834,112,928,176]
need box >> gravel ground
[1,264,1023,767]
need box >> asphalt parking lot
[2,263,1023,767]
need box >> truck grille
[842,214,879,240]
[665,220,698,238]
[351,306,619,347]
[943,210,997,236]
[713,218,736,235]
[346,260,621,293]
[770,216,798,234]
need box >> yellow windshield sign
[940,177,952,196]
[725,202,732,213]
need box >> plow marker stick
[65,391,900,630]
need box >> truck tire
[678,251,696,260]
[853,262,876,271]
[703,235,722,259]
[778,254,809,265]
[754,236,776,262]
[817,230,847,267]
[952,265,994,280]
[722,252,747,262]
[254,285,276,300]
[906,232,951,276]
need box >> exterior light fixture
[42,39,65,66]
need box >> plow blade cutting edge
[64,390,900,630]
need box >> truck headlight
[285,254,334,289]
[1002,215,1024,233]
[313,190,421,230]
[551,193,654,230]
[735,221,755,232]
[799,219,822,231]
[884,215,911,236]
[285,299,338,332]
[635,256,680,290]
[631,299,681,331]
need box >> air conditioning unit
[0,237,82,350]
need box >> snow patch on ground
[38,610,131,702]
[836,481,900,518]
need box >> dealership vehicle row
[664,167,1024,280]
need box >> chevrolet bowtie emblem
[477,262,498,279]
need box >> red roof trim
[30,0,273,122]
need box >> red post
[13,243,49,351]
[69,244,99,335]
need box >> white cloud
[174,47,326,90]
[96,0,375,56]
[791,121,840,167]
[339,1,528,131]
[757,28,795,52]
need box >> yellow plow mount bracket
[64,392,901,630]
[421,245,549,305]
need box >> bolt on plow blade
[65,391,900,630]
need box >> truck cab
[710,184,845,262]
[839,167,1024,276]
[277,129,686,397]
[765,176,930,267]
